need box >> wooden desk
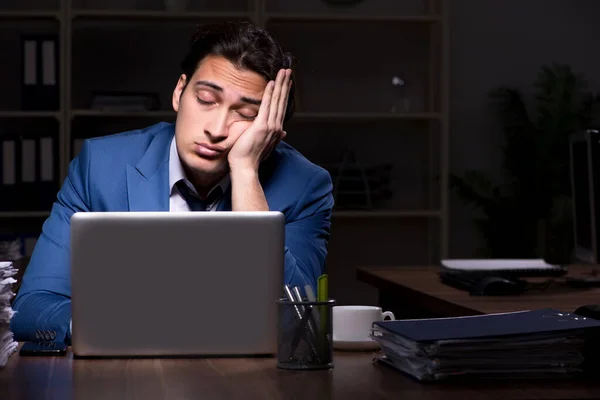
[356,266,600,318]
[2,346,600,399]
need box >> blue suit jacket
[10,122,334,343]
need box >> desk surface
[2,346,600,399]
[357,265,600,316]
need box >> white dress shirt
[168,136,230,212]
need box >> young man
[10,20,334,344]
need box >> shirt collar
[169,135,230,199]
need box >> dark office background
[0,0,597,306]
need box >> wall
[330,0,600,306]
[448,0,600,259]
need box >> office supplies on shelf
[0,261,18,368]
[371,308,600,381]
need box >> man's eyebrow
[240,96,261,106]
[195,80,222,91]
[194,80,261,105]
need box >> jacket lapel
[126,123,173,211]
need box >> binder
[21,35,59,111]
[373,308,600,343]
[371,308,600,381]
[0,134,19,211]
[0,133,58,212]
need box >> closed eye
[237,112,256,120]
[197,97,214,106]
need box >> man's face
[172,55,267,183]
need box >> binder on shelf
[0,132,58,212]
[38,135,58,211]
[21,34,59,111]
[0,134,19,212]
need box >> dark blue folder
[373,308,600,342]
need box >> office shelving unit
[0,0,448,263]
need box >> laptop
[70,211,284,357]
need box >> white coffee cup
[332,305,395,342]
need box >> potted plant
[450,63,600,262]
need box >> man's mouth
[195,143,224,159]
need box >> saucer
[332,338,380,351]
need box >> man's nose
[205,110,228,139]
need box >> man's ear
[172,74,187,112]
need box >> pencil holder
[276,298,335,370]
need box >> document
[0,261,18,369]
[441,258,562,271]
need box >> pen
[317,274,329,356]
[317,274,328,302]
[284,284,320,361]
[291,286,305,305]
[304,285,316,302]
[291,285,320,342]
[283,284,301,318]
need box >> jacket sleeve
[283,168,334,294]
[10,140,92,344]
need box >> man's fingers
[268,69,286,128]
[257,80,274,123]
[276,76,291,125]
[262,130,285,161]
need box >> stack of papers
[0,261,18,368]
[0,240,21,261]
[371,308,600,381]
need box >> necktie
[176,180,223,211]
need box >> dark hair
[180,20,296,122]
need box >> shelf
[0,210,438,219]
[70,109,440,121]
[0,211,50,218]
[71,10,251,20]
[332,210,440,218]
[0,111,60,119]
[265,13,441,23]
[71,109,174,118]
[0,11,60,19]
[0,0,449,264]
[295,112,441,121]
